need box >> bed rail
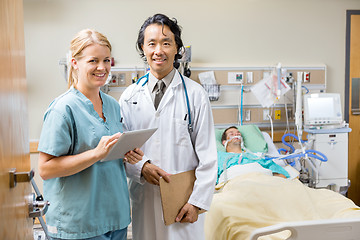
[250,218,360,240]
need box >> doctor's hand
[141,162,171,185]
[124,148,144,164]
[176,203,199,223]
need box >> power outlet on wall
[118,73,126,85]
[108,73,118,86]
[263,109,270,121]
[244,110,251,121]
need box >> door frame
[345,10,360,122]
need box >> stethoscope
[125,72,193,134]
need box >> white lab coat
[119,70,217,240]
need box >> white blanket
[205,172,360,240]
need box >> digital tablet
[101,128,157,162]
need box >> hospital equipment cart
[304,127,351,192]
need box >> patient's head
[221,126,242,153]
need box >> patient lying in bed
[217,126,288,185]
[205,125,360,240]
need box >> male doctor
[119,14,217,240]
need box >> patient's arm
[273,173,287,178]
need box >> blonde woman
[38,29,143,240]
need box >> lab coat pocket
[173,118,191,146]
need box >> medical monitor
[303,93,343,127]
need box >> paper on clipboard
[159,170,204,226]
[101,128,157,162]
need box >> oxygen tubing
[281,133,306,153]
[240,84,244,125]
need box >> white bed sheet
[205,172,360,240]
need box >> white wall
[24,0,360,139]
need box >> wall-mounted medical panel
[108,67,145,88]
[105,68,145,100]
[190,66,325,131]
[190,66,326,88]
[106,66,326,136]
[107,66,326,90]
[107,66,326,89]
[212,105,295,128]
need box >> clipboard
[101,128,157,162]
[159,170,201,225]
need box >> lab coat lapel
[139,83,153,108]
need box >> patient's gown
[217,151,289,184]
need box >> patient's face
[226,128,241,140]
[223,128,242,147]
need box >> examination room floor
[32,223,133,240]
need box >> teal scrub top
[217,151,290,184]
[38,87,130,239]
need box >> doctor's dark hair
[136,13,183,69]
[221,126,239,144]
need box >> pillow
[215,125,268,153]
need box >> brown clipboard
[159,170,197,226]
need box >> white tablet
[101,128,158,162]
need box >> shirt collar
[149,68,176,92]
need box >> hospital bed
[205,125,360,240]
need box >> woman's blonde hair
[68,29,112,88]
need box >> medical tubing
[136,73,149,86]
[304,156,320,175]
[305,149,328,162]
[181,74,192,132]
[277,64,281,98]
[281,133,307,153]
[273,149,327,165]
[296,123,306,154]
[284,102,290,134]
[275,153,304,161]
[302,85,309,94]
[240,84,244,125]
[277,148,288,154]
[125,74,148,103]
[265,154,297,166]
[282,133,296,153]
[268,112,274,141]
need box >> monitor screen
[303,93,342,127]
